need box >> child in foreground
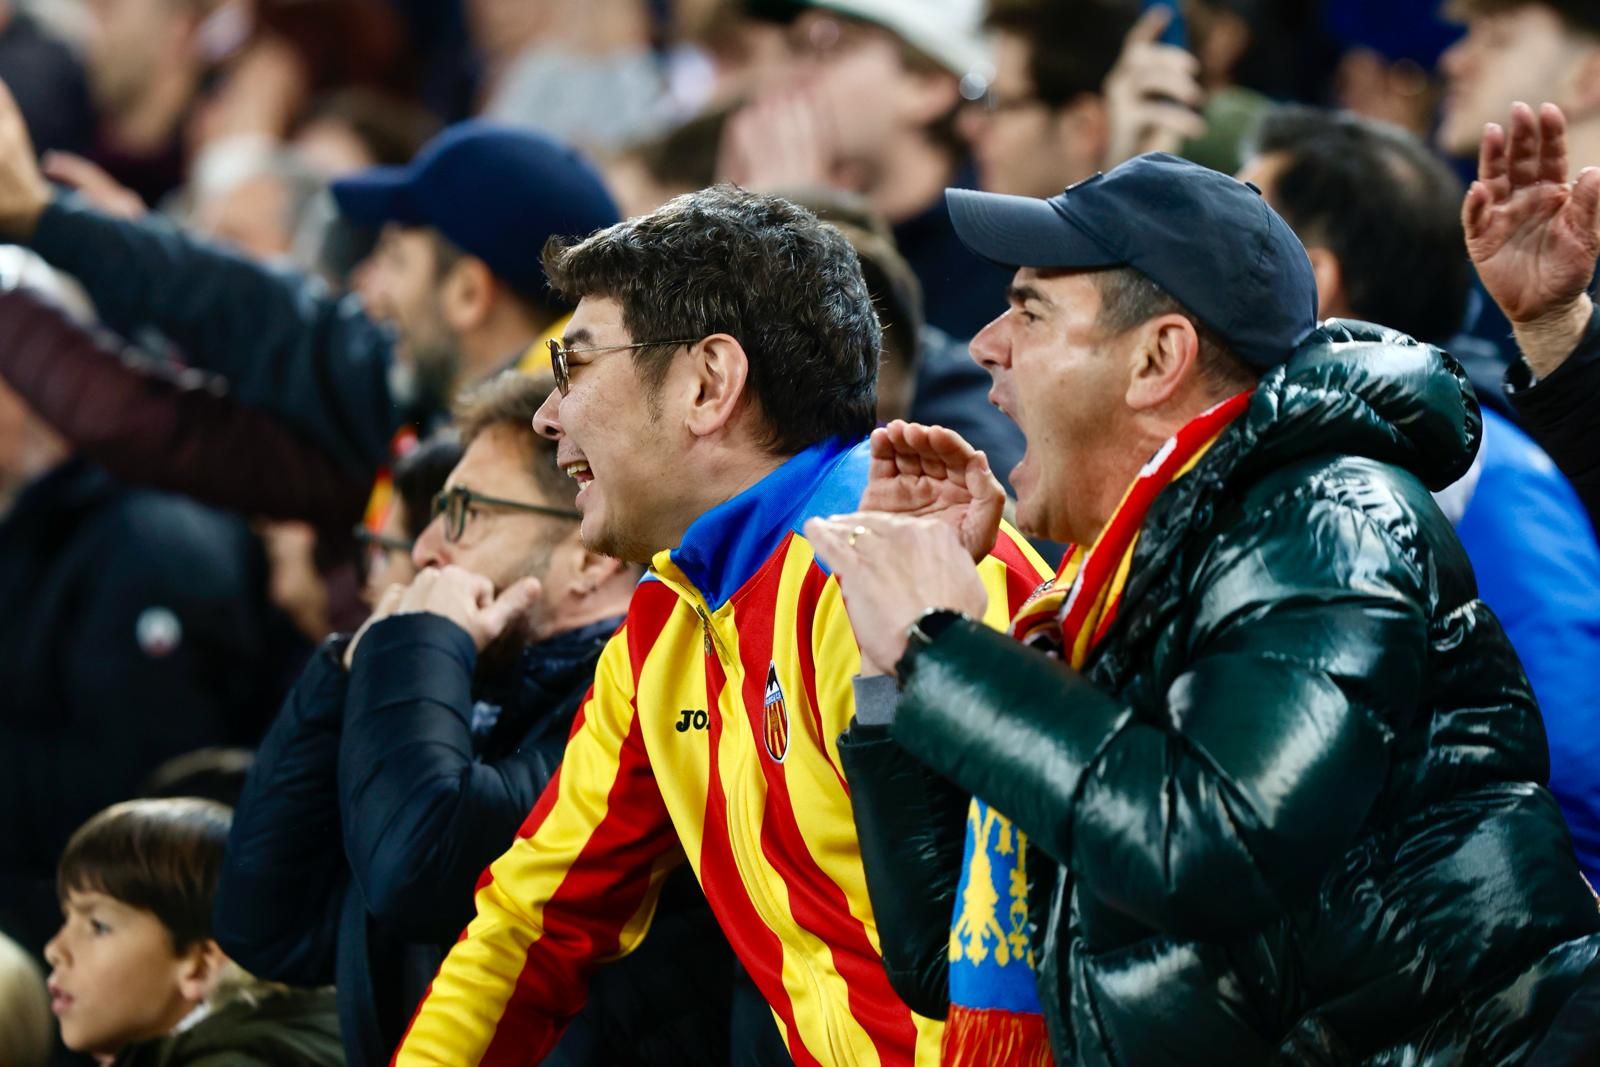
[44,798,343,1067]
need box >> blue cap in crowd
[947,153,1318,372]
[331,121,620,298]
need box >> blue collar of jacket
[659,436,867,611]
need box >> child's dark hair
[56,799,232,953]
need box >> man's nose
[412,516,448,570]
[533,387,564,441]
[969,313,1012,371]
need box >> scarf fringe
[943,1005,1055,1067]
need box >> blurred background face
[358,226,462,404]
[44,890,194,1056]
[83,0,192,117]
[961,31,1093,198]
[361,503,416,606]
[1437,6,1584,156]
[787,11,944,166]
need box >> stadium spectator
[1436,0,1600,165]
[354,433,462,607]
[961,0,1135,198]
[79,0,220,206]
[721,0,1016,338]
[45,799,342,1066]
[1470,103,1600,579]
[393,185,1047,1065]
[215,372,732,1067]
[816,153,1600,1064]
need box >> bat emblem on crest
[763,661,789,763]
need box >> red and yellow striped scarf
[942,389,1251,1067]
[1011,389,1252,666]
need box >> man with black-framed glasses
[216,371,735,1067]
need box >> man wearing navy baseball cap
[0,106,619,538]
[336,121,621,414]
[812,151,1600,1064]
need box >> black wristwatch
[896,608,967,680]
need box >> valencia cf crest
[763,662,789,763]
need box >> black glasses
[546,337,697,395]
[431,486,582,543]
[353,526,414,555]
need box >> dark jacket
[842,321,1600,1064]
[113,986,343,1067]
[893,164,1017,341]
[22,195,404,508]
[1444,406,1600,883]
[1506,302,1600,535]
[0,460,271,958]
[214,613,732,1067]
[0,289,370,532]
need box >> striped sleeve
[393,591,684,1066]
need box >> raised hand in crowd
[717,87,836,191]
[1466,101,1600,378]
[807,420,1004,676]
[39,151,146,219]
[1102,5,1208,169]
[806,510,988,677]
[0,79,51,239]
[857,419,1006,563]
[346,564,541,667]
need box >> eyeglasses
[431,486,582,543]
[353,526,414,555]
[968,87,1044,115]
[546,337,697,395]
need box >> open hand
[1465,102,1600,375]
[42,152,145,219]
[717,88,834,191]
[1102,6,1208,168]
[858,420,1006,562]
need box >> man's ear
[174,939,228,1004]
[1126,315,1199,411]
[683,333,752,439]
[439,256,496,334]
[569,540,629,595]
[1305,246,1347,320]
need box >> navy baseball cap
[331,121,620,297]
[947,153,1318,371]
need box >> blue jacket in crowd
[1440,407,1600,883]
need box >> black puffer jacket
[842,321,1600,1064]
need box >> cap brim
[947,187,1121,272]
[330,166,419,229]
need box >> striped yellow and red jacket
[394,437,1048,1067]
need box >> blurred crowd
[0,0,1598,1065]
